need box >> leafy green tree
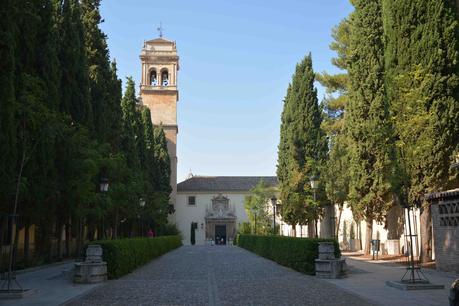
[382,0,459,261]
[277,54,328,237]
[346,0,397,254]
[243,179,275,234]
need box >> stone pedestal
[315,259,346,279]
[315,242,346,279]
[386,239,400,255]
[74,244,107,284]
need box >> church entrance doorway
[215,224,226,245]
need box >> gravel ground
[67,245,374,306]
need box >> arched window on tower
[161,69,169,86]
[150,70,157,86]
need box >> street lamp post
[310,175,319,238]
[250,207,257,234]
[139,197,145,236]
[99,177,109,240]
[271,196,277,235]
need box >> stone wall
[428,190,459,273]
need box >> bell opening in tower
[150,70,157,86]
[161,69,169,86]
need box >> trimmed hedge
[236,234,340,275]
[90,235,182,279]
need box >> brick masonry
[429,190,459,273]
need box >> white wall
[277,202,423,257]
[175,192,250,245]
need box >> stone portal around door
[205,194,236,244]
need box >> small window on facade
[188,196,196,206]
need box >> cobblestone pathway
[68,245,374,306]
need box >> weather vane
[157,22,164,38]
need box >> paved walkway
[0,261,101,306]
[68,245,373,306]
[324,256,458,306]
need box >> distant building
[176,176,277,245]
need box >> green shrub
[238,222,252,235]
[157,223,180,236]
[236,234,340,275]
[90,235,181,279]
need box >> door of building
[215,224,227,245]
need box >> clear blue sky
[100,1,354,183]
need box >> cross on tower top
[157,22,164,38]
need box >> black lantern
[271,196,277,235]
[310,175,319,238]
[99,177,109,193]
[310,175,319,190]
[139,197,146,208]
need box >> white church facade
[175,176,278,245]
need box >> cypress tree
[106,59,122,151]
[81,0,113,142]
[141,108,155,186]
[141,108,166,227]
[11,0,64,260]
[153,126,172,195]
[383,0,459,261]
[58,0,92,126]
[0,0,18,210]
[120,77,141,170]
[276,54,328,237]
[346,0,396,254]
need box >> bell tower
[140,36,179,209]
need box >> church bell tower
[139,36,179,209]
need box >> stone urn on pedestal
[74,244,107,283]
[315,242,346,279]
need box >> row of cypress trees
[0,0,172,265]
[278,0,459,258]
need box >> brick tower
[139,37,179,210]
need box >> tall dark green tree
[277,54,328,237]
[153,126,172,196]
[106,59,122,151]
[346,0,397,254]
[0,0,18,211]
[58,0,92,126]
[81,0,116,143]
[383,0,459,261]
[120,77,141,170]
[8,0,64,260]
[141,108,167,228]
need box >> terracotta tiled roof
[177,176,278,192]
